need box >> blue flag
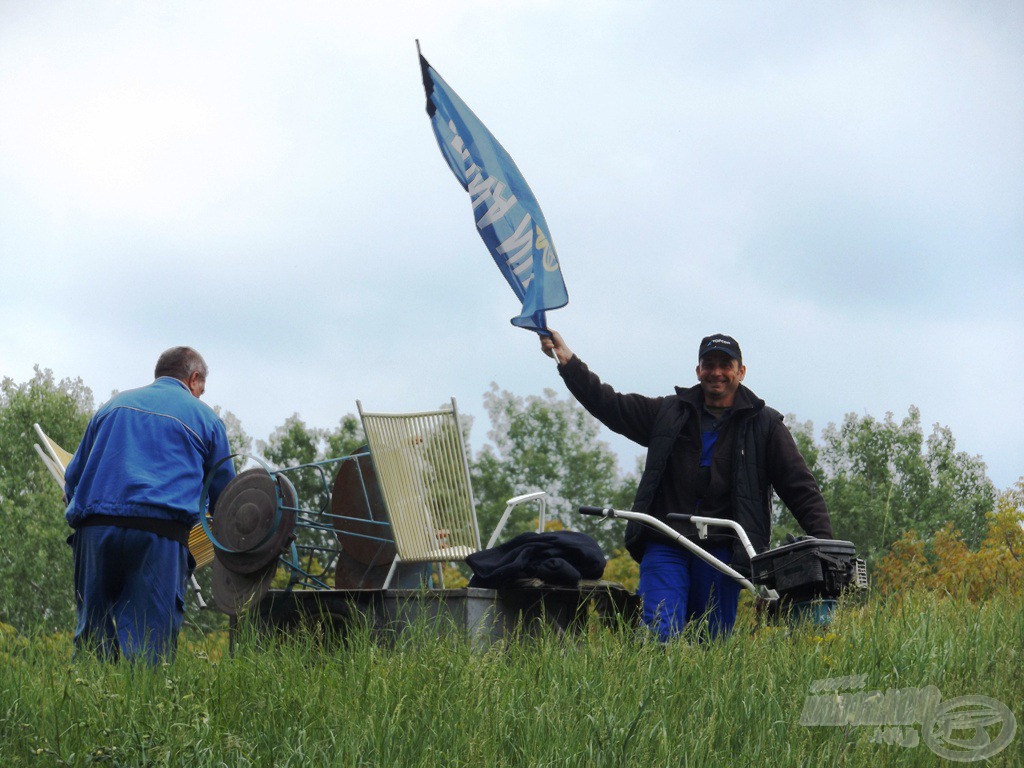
[419,49,568,334]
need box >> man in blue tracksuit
[64,347,235,662]
[542,331,833,640]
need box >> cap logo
[699,334,741,361]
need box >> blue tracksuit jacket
[64,377,235,529]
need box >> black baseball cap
[698,334,742,362]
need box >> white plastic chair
[357,399,548,588]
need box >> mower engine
[750,536,868,611]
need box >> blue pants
[638,541,742,642]
[71,525,190,664]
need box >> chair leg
[382,555,401,590]
[190,574,207,609]
[486,491,548,548]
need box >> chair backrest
[34,443,67,488]
[188,521,217,569]
[357,398,481,564]
[34,423,73,477]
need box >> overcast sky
[2,2,1021,491]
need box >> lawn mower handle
[665,513,760,562]
[576,506,777,601]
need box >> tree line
[1,367,1019,634]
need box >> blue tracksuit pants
[71,525,190,663]
[638,541,742,641]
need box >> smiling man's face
[696,351,746,407]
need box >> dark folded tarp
[466,530,606,588]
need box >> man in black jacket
[541,331,833,640]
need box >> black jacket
[559,355,832,570]
[466,530,606,588]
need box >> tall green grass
[2,590,1020,766]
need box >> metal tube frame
[580,507,779,601]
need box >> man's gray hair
[154,347,208,383]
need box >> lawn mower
[578,506,868,625]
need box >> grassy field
[1,590,1020,767]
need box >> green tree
[257,414,365,514]
[211,406,254,470]
[873,477,1024,599]
[773,407,995,562]
[0,367,93,633]
[770,415,827,545]
[469,384,637,553]
[325,415,364,460]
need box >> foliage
[770,415,826,544]
[469,384,637,553]
[1,588,1021,766]
[774,407,995,561]
[210,406,253,470]
[602,548,639,592]
[440,563,469,589]
[0,368,93,633]
[256,413,364,514]
[873,479,1024,600]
